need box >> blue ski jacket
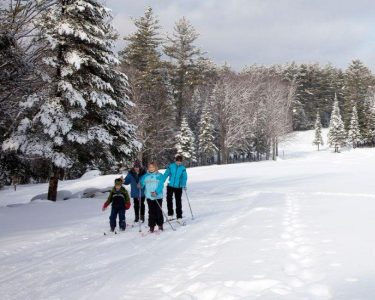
[163,162,187,189]
[124,168,146,198]
[140,171,165,200]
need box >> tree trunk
[272,138,277,161]
[48,167,60,201]
[222,146,228,164]
[48,176,58,201]
[275,139,279,157]
[59,168,65,180]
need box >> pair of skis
[165,218,187,226]
[103,230,124,236]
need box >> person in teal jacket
[140,162,165,232]
[163,154,188,220]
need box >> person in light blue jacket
[140,162,165,233]
[163,154,188,220]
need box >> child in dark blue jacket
[124,161,146,223]
[102,178,131,232]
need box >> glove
[102,202,109,211]
[125,202,131,210]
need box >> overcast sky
[104,0,375,71]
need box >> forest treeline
[1,2,375,195]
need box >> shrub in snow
[313,111,324,151]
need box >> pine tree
[198,102,217,165]
[292,99,309,130]
[363,91,375,145]
[328,95,347,153]
[121,7,161,72]
[176,117,196,162]
[313,111,324,151]
[343,60,374,130]
[3,0,137,200]
[366,108,375,146]
[348,106,362,148]
[164,17,206,125]
[120,7,175,165]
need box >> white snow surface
[1,130,375,299]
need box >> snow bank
[80,169,102,179]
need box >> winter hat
[133,160,142,168]
[175,154,183,162]
[114,178,123,185]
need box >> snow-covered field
[1,130,375,300]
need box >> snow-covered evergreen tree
[198,103,217,164]
[327,95,347,153]
[3,0,137,200]
[313,111,324,151]
[348,106,362,148]
[176,117,196,162]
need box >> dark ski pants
[167,186,183,218]
[147,199,163,228]
[133,197,145,220]
[109,206,125,230]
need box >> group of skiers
[102,154,188,233]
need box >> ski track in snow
[2,130,375,299]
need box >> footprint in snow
[281,233,292,240]
[297,245,313,254]
[252,274,266,279]
[252,259,264,264]
[300,269,326,283]
[329,263,342,268]
[299,258,315,268]
[284,263,300,276]
[308,283,333,299]
[290,253,301,260]
[288,277,305,288]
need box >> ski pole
[184,189,194,220]
[155,199,176,231]
[138,187,142,233]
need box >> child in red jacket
[102,178,131,232]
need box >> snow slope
[1,130,375,300]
